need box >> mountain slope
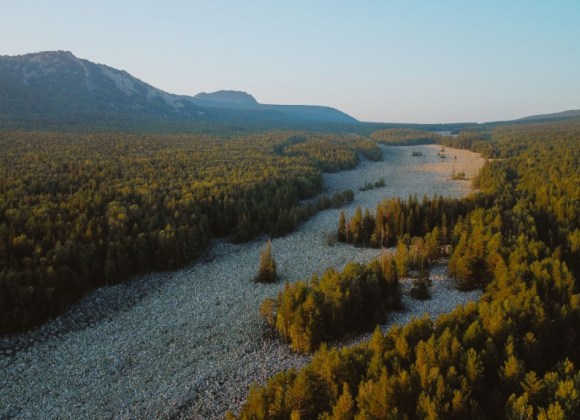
[259,103,357,123]
[0,51,357,130]
[0,51,203,123]
[517,109,580,122]
[188,90,358,123]
[190,90,259,107]
[482,109,580,129]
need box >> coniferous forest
[2,3,580,418]
[233,121,580,419]
[1,120,579,419]
[260,255,401,353]
[370,128,440,146]
[0,131,380,334]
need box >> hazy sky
[2,1,580,123]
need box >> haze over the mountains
[0,50,579,132]
[0,51,356,130]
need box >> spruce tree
[337,211,347,242]
[332,383,355,419]
[256,239,277,283]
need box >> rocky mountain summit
[192,90,259,106]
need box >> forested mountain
[189,90,358,123]
[516,109,580,122]
[480,110,580,129]
[0,51,356,130]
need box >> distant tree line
[275,133,382,171]
[436,130,491,151]
[370,128,440,146]
[358,177,385,191]
[337,195,473,248]
[369,127,496,157]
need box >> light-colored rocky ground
[0,145,485,419]
[416,144,485,191]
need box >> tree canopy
[0,130,381,334]
[370,128,440,146]
[256,240,277,283]
[234,121,580,419]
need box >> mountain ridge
[0,51,357,129]
[187,90,357,123]
[516,109,580,122]
[1,51,578,133]
[191,90,259,106]
[0,50,200,116]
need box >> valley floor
[0,145,484,419]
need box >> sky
[1,1,580,123]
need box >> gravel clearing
[0,145,484,419]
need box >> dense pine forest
[0,131,380,334]
[370,128,440,146]
[233,121,580,419]
[436,130,491,152]
[260,256,401,353]
[337,196,471,248]
[260,219,454,353]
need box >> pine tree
[256,239,277,283]
[337,211,347,242]
[350,206,363,245]
[332,383,355,419]
[395,239,409,277]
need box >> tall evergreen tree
[337,211,347,242]
[256,239,277,283]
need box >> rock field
[0,144,485,419]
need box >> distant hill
[191,90,259,107]
[188,90,357,123]
[482,109,580,129]
[516,109,580,122]
[0,51,357,130]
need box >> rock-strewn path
[0,145,484,419]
